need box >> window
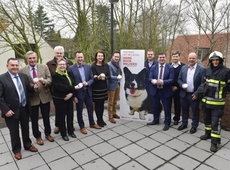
[196,47,210,61]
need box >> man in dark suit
[20,51,54,145]
[68,51,101,135]
[177,52,205,134]
[147,52,174,131]
[144,49,158,93]
[0,58,38,160]
[170,51,185,125]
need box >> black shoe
[173,121,179,125]
[163,125,170,131]
[147,121,159,125]
[62,136,69,141]
[177,124,187,130]
[189,127,197,134]
[210,143,218,152]
[103,121,107,126]
[200,134,211,140]
[69,133,76,138]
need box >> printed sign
[119,49,153,122]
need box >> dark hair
[172,51,180,56]
[113,51,120,56]
[75,50,82,56]
[7,58,18,64]
[94,50,105,65]
[158,52,166,56]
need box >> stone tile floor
[0,109,230,170]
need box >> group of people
[145,49,230,152]
[0,47,229,161]
[0,46,122,160]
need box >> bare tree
[0,0,46,63]
[185,0,230,53]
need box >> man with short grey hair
[20,51,54,145]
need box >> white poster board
[119,49,153,122]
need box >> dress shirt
[171,61,181,68]
[186,63,197,92]
[9,72,25,103]
[158,63,165,79]
[77,64,86,82]
[29,65,38,78]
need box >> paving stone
[0,152,14,166]
[102,150,131,168]
[71,148,98,165]
[96,129,119,141]
[120,143,147,159]
[16,154,46,170]
[156,163,180,170]
[81,158,112,170]
[165,138,191,152]
[136,152,165,169]
[80,135,104,147]
[62,140,87,154]
[170,154,200,170]
[150,132,174,144]
[118,160,147,170]
[107,136,132,149]
[48,156,79,170]
[136,137,161,150]
[135,126,158,136]
[40,147,68,163]
[90,142,116,156]
[151,145,179,160]
[183,146,211,162]
[122,131,145,142]
[111,125,132,135]
[205,155,230,170]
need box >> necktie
[15,76,26,106]
[32,67,37,78]
[158,65,163,89]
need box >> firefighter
[199,51,230,152]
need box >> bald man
[177,52,205,134]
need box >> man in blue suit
[68,51,101,135]
[147,52,174,131]
[177,52,205,134]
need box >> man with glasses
[46,46,73,134]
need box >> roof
[169,33,230,64]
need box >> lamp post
[110,0,119,57]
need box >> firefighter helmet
[209,51,224,60]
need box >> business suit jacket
[148,63,174,98]
[178,64,205,98]
[68,63,94,100]
[20,64,52,106]
[107,61,120,90]
[0,72,35,118]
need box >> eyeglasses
[56,52,63,54]
[58,64,66,66]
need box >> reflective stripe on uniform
[202,98,225,105]
[206,79,226,85]
[211,133,221,138]
[205,126,212,131]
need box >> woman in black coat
[52,58,79,141]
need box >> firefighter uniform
[199,51,230,152]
